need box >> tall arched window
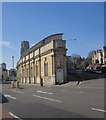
[36,65,38,77]
[36,61,38,77]
[44,58,48,76]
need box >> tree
[87,50,95,59]
[71,53,81,68]
[71,54,81,59]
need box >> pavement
[1,78,105,119]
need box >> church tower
[21,41,29,55]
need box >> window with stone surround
[44,58,48,76]
[36,65,38,77]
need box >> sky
[1,2,104,69]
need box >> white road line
[33,94,62,103]
[80,87,104,90]
[4,94,16,100]
[92,108,106,112]
[10,89,24,94]
[9,112,22,120]
[36,90,53,95]
[59,90,65,91]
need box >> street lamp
[12,56,14,70]
[11,56,15,88]
[65,38,76,54]
[65,38,76,68]
[67,38,76,41]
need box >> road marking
[80,91,83,94]
[9,112,22,120]
[36,90,53,95]
[33,94,62,103]
[4,94,16,100]
[80,87,104,90]
[10,89,24,94]
[92,108,106,112]
[60,90,65,91]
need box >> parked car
[101,66,106,73]
[85,68,93,72]
[67,68,77,74]
[95,69,102,74]
[94,67,102,74]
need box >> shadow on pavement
[67,71,106,82]
[13,102,87,118]
[0,93,9,103]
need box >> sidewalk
[2,109,14,119]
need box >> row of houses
[92,46,106,65]
[66,46,106,70]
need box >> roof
[21,33,63,58]
[42,33,63,41]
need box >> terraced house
[17,33,67,86]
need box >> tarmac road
[1,78,105,119]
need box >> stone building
[0,63,8,81]
[102,46,106,64]
[91,46,106,65]
[17,33,67,86]
[92,49,103,64]
[8,69,17,81]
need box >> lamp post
[67,38,76,41]
[11,56,15,88]
[12,56,14,70]
[65,38,76,49]
[65,38,76,68]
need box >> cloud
[0,40,19,51]
[0,41,10,47]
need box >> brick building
[17,33,67,86]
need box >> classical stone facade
[102,46,106,64]
[91,46,106,65]
[0,63,8,81]
[92,50,103,64]
[17,33,67,86]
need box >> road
[1,78,105,119]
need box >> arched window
[36,65,38,77]
[44,62,48,76]
[44,58,48,76]
[36,60,38,77]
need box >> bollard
[16,81,20,88]
[40,77,43,86]
[11,81,15,88]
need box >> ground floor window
[44,62,48,76]
[36,65,38,77]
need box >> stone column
[51,55,54,75]
[28,54,31,84]
[24,63,26,83]
[33,60,35,84]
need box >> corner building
[17,33,67,86]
